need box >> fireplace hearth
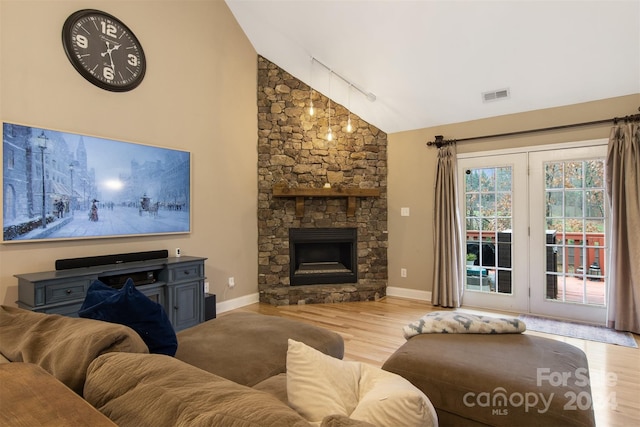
[289,228,357,285]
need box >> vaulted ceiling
[225,0,640,134]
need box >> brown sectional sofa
[85,352,313,427]
[0,305,596,427]
[0,306,366,426]
[0,362,118,426]
[0,305,149,394]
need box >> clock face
[62,9,146,92]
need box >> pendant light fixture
[327,72,333,141]
[346,84,353,133]
[306,55,376,140]
[309,58,314,116]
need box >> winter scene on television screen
[3,122,190,242]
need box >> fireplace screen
[289,228,357,285]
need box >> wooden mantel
[272,184,381,217]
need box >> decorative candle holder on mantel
[272,183,381,217]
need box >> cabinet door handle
[66,289,72,295]
[174,306,179,310]
[183,270,190,275]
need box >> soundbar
[55,249,169,270]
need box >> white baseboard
[216,292,260,314]
[386,286,431,302]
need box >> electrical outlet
[204,281,210,293]
[401,207,410,216]
[401,268,407,278]
[175,248,181,257]
[228,277,235,288]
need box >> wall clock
[62,9,146,92]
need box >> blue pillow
[79,278,178,356]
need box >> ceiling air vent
[482,88,510,103]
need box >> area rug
[518,315,638,348]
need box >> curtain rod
[426,110,640,148]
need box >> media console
[15,255,207,332]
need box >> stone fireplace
[289,228,357,286]
[257,56,388,305]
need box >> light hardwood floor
[229,297,640,427]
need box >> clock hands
[101,41,121,71]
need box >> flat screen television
[2,122,191,242]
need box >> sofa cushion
[85,352,312,427]
[0,363,117,426]
[287,339,438,427]
[79,278,177,356]
[0,305,148,394]
[253,372,289,404]
[175,311,344,386]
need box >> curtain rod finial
[426,135,446,148]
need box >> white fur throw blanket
[403,311,526,339]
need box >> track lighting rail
[311,56,376,102]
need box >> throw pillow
[403,311,526,338]
[286,339,437,427]
[351,363,438,427]
[287,338,361,423]
[79,278,177,356]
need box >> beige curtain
[431,144,463,307]
[606,121,640,334]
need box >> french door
[458,144,608,324]
[529,146,608,323]
[457,153,529,313]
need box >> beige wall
[0,1,258,307]
[388,94,640,296]
[2,1,638,309]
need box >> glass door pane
[458,153,528,313]
[464,167,512,294]
[544,159,606,305]
[530,145,608,324]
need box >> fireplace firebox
[289,228,357,286]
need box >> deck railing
[466,230,605,279]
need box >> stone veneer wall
[257,56,388,305]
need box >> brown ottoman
[175,311,344,386]
[382,334,595,427]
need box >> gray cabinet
[15,256,206,332]
[162,260,206,331]
[171,282,201,331]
